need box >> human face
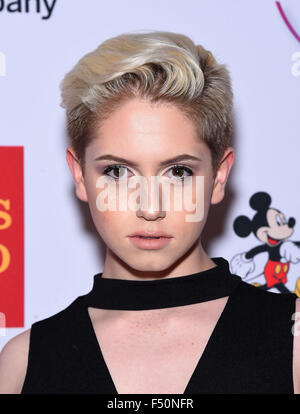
[66,97,234,279]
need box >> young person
[0,30,299,394]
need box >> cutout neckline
[78,256,242,393]
[82,289,238,394]
[82,257,241,310]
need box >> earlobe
[66,146,88,202]
[210,147,235,205]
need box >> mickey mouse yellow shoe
[295,277,300,298]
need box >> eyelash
[102,164,194,181]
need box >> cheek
[82,178,114,234]
[257,228,268,242]
[89,207,129,237]
[84,172,211,239]
[180,175,211,223]
[169,209,205,242]
[172,175,211,240]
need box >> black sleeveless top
[20,257,297,394]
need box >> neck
[101,241,216,281]
[83,257,242,311]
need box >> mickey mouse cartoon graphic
[230,191,300,296]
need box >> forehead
[88,98,210,158]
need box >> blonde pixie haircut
[60,30,233,178]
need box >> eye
[102,164,194,181]
[275,214,282,226]
[103,165,129,180]
[166,165,193,180]
[281,215,287,225]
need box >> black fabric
[20,257,297,394]
[82,257,241,310]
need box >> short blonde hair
[60,30,233,177]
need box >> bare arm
[293,298,300,394]
[0,329,31,394]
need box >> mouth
[267,235,280,245]
[128,231,173,239]
[127,232,173,250]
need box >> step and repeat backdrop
[0,0,299,348]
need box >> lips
[128,233,173,249]
[128,231,173,239]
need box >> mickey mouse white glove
[230,252,255,279]
[279,241,300,264]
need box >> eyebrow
[94,154,202,167]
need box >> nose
[288,217,295,228]
[136,176,166,221]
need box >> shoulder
[293,298,300,394]
[28,296,84,335]
[0,296,84,394]
[235,279,297,309]
[233,281,297,339]
[0,328,31,394]
[23,297,84,353]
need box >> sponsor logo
[0,147,24,327]
[291,51,300,77]
[0,52,6,77]
[0,0,57,20]
[276,1,300,42]
[0,312,6,337]
[276,1,300,77]
[292,312,300,336]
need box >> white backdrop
[0,0,299,349]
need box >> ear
[66,146,88,202]
[210,147,235,205]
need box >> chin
[124,256,175,273]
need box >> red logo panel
[0,147,24,327]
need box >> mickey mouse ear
[233,215,252,237]
[249,191,271,212]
